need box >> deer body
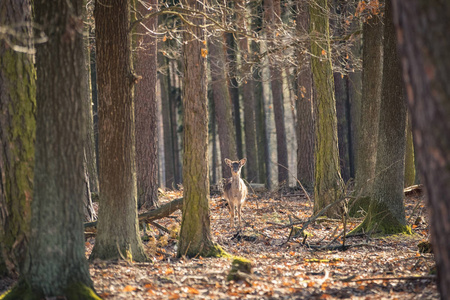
[223,158,248,228]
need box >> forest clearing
[85,189,435,299]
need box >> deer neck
[231,173,242,187]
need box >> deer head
[224,158,247,176]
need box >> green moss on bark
[349,200,412,235]
[0,281,101,300]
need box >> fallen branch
[84,197,183,229]
[345,275,436,282]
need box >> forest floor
[0,186,438,299]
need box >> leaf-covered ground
[0,187,438,299]
[88,187,437,299]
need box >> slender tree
[90,0,147,262]
[404,113,415,187]
[264,0,289,185]
[177,0,223,258]
[351,0,409,235]
[393,0,450,297]
[310,0,343,217]
[3,0,100,298]
[351,4,384,216]
[236,0,259,183]
[0,0,35,276]
[135,0,159,209]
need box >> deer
[223,158,248,229]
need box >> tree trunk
[90,0,147,262]
[177,0,221,258]
[392,1,450,297]
[335,73,351,181]
[135,0,159,209]
[352,0,409,235]
[236,0,259,183]
[265,0,289,185]
[296,0,314,191]
[404,113,416,187]
[224,33,244,161]
[169,60,183,186]
[160,55,176,189]
[351,8,383,216]
[5,0,99,298]
[310,0,343,217]
[208,33,237,179]
[0,0,35,277]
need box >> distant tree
[352,0,409,235]
[177,0,223,258]
[393,0,450,297]
[0,0,35,276]
[404,113,415,187]
[296,0,314,191]
[351,3,384,216]
[236,0,259,183]
[208,31,237,179]
[264,0,289,185]
[2,0,100,298]
[310,0,343,217]
[82,3,98,222]
[134,0,159,209]
[90,0,147,262]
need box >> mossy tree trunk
[351,6,384,216]
[90,0,147,262]
[134,0,159,209]
[296,0,314,191]
[310,0,343,217]
[208,32,237,179]
[393,0,450,297]
[0,0,35,277]
[5,0,99,298]
[177,0,217,258]
[352,0,409,235]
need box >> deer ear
[225,158,232,166]
[240,158,247,166]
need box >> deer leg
[237,202,242,229]
[230,202,235,228]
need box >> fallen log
[84,197,183,229]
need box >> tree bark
[0,0,35,277]
[392,0,450,297]
[135,0,159,209]
[352,0,409,235]
[90,0,147,262]
[296,0,314,191]
[9,0,98,297]
[310,0,343,217]
[351,8,383,216]
[177,0,219,258]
